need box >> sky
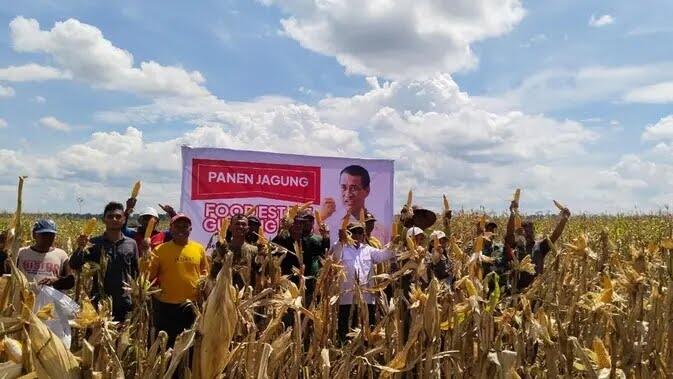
[0,0,672,214]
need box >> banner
[180,146,395,250]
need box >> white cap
[406,227,425,238]
[429,230,447,240]
[137,207,159,219]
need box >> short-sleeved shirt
[17,247,68,283]
[150,240,209,304]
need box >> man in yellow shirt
[149,214,209,347]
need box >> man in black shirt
[70,202,139,322]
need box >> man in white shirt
[17,219,74,291]
[330,222,395,342]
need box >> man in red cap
[149,213,209,347]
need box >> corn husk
[552,200,565,211]
[198,253,237,378]
[28,309,80,378]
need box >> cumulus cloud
[0,63,69,82]
[261,0,525,79]
[0,85,15,98]
[8,17,208,98]
[39,116,71,131]
[589,14,615,28]
[0,119,7,128]
[642,115,673,142]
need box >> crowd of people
[0,195,570,348]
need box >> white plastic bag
[33,285,80,349]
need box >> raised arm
[549,207,571,244]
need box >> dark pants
[153,300,196,347]
[338,304,376,343]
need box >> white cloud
[642,115,673,142]
[589,14,615,28]
[0,85,15,98]
[32,96,46,104]
[39,116,71,132]
[0,63,69,81]
[478,63,673,112]
[261,0,525,79]
[0,119,7,128]
[8,17,208,98]
[624,81,673,103]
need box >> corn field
[2,177,673,378]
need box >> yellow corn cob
[391,221,399,240]
[244,205,257,217]
[406,189,413,208]
[553,200,565,211]
[513,188,521,203]
[592,337,611,369]
[1,337,23,363]
[474,236,484,253]
[314,210,322,226]
[443,194,450,211]
[82,217,97,236]
[144,218,156,239]
[219,217,230,244]
[479,214,486,230]
[131,180,142,198]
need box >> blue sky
[0,0,672,214]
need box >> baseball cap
[406,226,425,238]
[170,213,191,225]
[33,219,57,234]
[347,222,365,232]
[295,209,315,221]
[429,230,447,241]
[364,211,377,222]
[138,207,159,219]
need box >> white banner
[180,146,394,250]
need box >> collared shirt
[330,241,394,304]
[149,240,209,304]
[69,235,139,309]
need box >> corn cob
[553,200,566,211]
[406,189,413,208]
[131,180,141,198]
[144,217,156,239]
[244,205,257,217]
[82,217,97,236]
[1,337,23,363]
[513,188,521,203]
[443,194,450,211]
[314,210,322,226]
[219,217,230,245]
